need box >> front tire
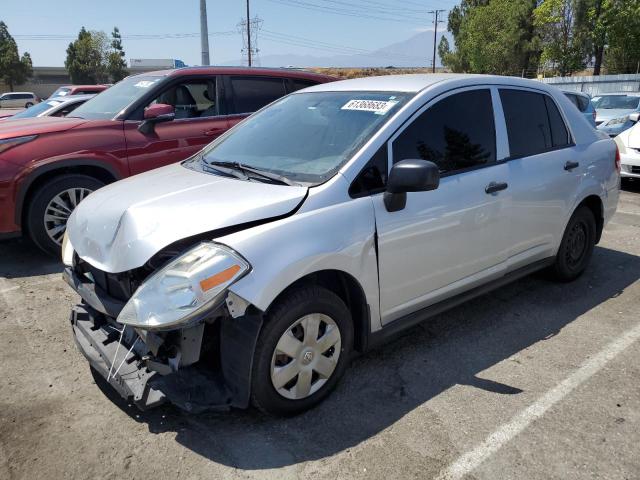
[551,206,596,282]
[251,286,353,416]
[26,174,104,256]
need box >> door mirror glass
[384,159,440,212]
[144,103,175,119]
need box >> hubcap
[43,187,93,245]
[566,220,588,268]
[270,313,341,400]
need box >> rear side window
[575,95,590,111]
[500,89,570,158]
[392,89,496,174]
[545,96,570,147]
[290,79,318,92]
[229,76,287,114]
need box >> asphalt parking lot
[1,183,639,480]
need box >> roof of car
[134,66,336,81]
[1,91,35,95]
[593,92,640,97]
[302,73,554,93]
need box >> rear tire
[25,102,34,108]
[550,206,596,282]
[26,174,104,256]
[251,286,353,416]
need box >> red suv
[0,67,334,254]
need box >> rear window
[228,76,287,114]
[290,79,318,92]
[500,89,570,158]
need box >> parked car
[592,93,640,136]
[562,90,596,127]
[613,116,640,181]
[48,84,109,98]
[62,74,620,415]
[0,67,335,254]
[2,94,95,121]
[0,92,40,108]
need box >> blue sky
[2,0,458,66]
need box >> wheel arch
[576,194,604,244]
[16,159,121,228]
[263,269,370,353]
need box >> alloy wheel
[270,313,342,400]
[43,187,93,245]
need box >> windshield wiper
[201,162,247,180]
[207,161,300,186]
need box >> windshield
[201,91,411,184]
[70,75,163,120]
[50,87,71,98]
[10,100,61,119]
[592,95,640,110]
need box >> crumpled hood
[0,116,87,139]
[67,162,307,273]
[596,109,636,123]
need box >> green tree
[107,27,128,82]
[603,0,640,74]
[534,0,590,76]
[0,21,33,91]
[65,27,108,84]
[442,0,540,76]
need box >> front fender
[220,195,382,332]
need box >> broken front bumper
[66,266,264,413]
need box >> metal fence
[540,74,640,95]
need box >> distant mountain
[220,30,453,68]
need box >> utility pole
[200,0,210,65]
[428,9,446,73]
[246,0,252,67]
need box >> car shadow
[92,245,640,470]
[0,238,63,278]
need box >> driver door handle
[485,181,508,194]
[564,160,580,171]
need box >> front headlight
[607,115,629,126]
[61,231,74,266]
[117,242,250,330]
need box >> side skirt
[366,257,555,350]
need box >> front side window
[71,75,164,120]
[201,91,411,184]
[228,76,287,114]
[500,89,570,158]
[392,89,496,174]
[150,79,217,119]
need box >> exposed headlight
[117,242,250,330]
[607,116,629,126]
[61,231,74,267]
[0,135,37,154]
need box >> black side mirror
[384,159,440,212]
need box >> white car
[614,115,640,180]
[63,74,620,415]
[0,91,40,108]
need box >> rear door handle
[564,161,580,171]
[485,181,508,194]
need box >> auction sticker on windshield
[341,99,398,115]
[134,80,158,89]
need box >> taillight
[615,145,621,173]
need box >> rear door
[223,75,288,129]
[124,76,229,175]
[499,87,579,269]
[373,87,511,324]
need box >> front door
[374,88,512,324]
[124,77,229,175]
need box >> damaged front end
[64,241,263,413]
